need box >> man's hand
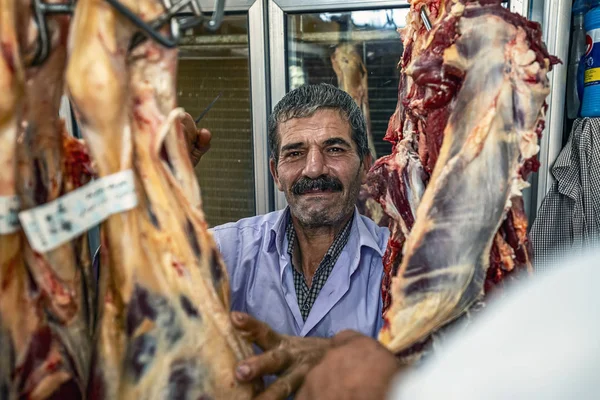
[296,330,403,400]
[231,312,332,400]
[180,112,211,167]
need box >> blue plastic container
[581,6,600,117]
[569,0,589,118]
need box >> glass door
[286,9,409,159]
[266,0,565,219]
[269,0,410,210]
[178,0,271,226]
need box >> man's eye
[328,147,344,153]
[285,151,301,158]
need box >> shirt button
[303,304,309,310]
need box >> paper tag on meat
[19,169,138,252]
[0,195,20,234]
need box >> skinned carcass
[0,0,26,393]
[331,43,377,158]
[0,0,95,398]
[0,0,94,399]
[331,43,388,226]
[370,0,559,356]
[65,0,255,398]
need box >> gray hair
[268,83,370,165]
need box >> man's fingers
[332,329,365,346]
[231,312,282,350]
[235,348,293,382]
[180,113,196,139]
[254,365,310,400]
[180,113,211,149]
[196,128,212,148]
[179,111,195,126]
[188,128,211,167]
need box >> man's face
[269,109,371,228]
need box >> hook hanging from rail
[104,0,226,50]
[30,0,76,67]
[29,0,226,66]
[420,6,432,31]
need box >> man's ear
[360,153,373,185]
[270,158,284,191]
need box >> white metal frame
[199,0,255,12]
[268,0,287,210]
[248,0,273,215]
[274,0,409,12]
[198,0,272,215]
[528,0,571,223]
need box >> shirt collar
[286,212,353,256]
[353,208,385,257]
[269,207,291,256]
[269,206,384,257]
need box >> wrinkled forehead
[277,106,350,123]
[277,109,353,146]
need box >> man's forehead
[278,109,352,143]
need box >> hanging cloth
[530,118,600,271]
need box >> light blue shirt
[211,207,389,339]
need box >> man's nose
[302,148,329,178]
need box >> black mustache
[292,176,343,195]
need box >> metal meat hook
[102,0,226,50]
[30,0,225,64]
[30,0,76,67]
[420,6,432,31]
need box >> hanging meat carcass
[369,0,559,357]
[0,0,27,393]
[331,43,388,226]
[331,43,377,158]
[65,0,255,398]
[0,0,95,398]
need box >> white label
[0,196,20,234]
[19,169,138,253]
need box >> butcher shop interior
[1,0,598,398]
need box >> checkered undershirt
[530,118,600,271]
[286,214,353,321]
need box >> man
[178,83,389,398]
[294,249,600,400]
[92,83,388,398]
[211,83,387,338]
